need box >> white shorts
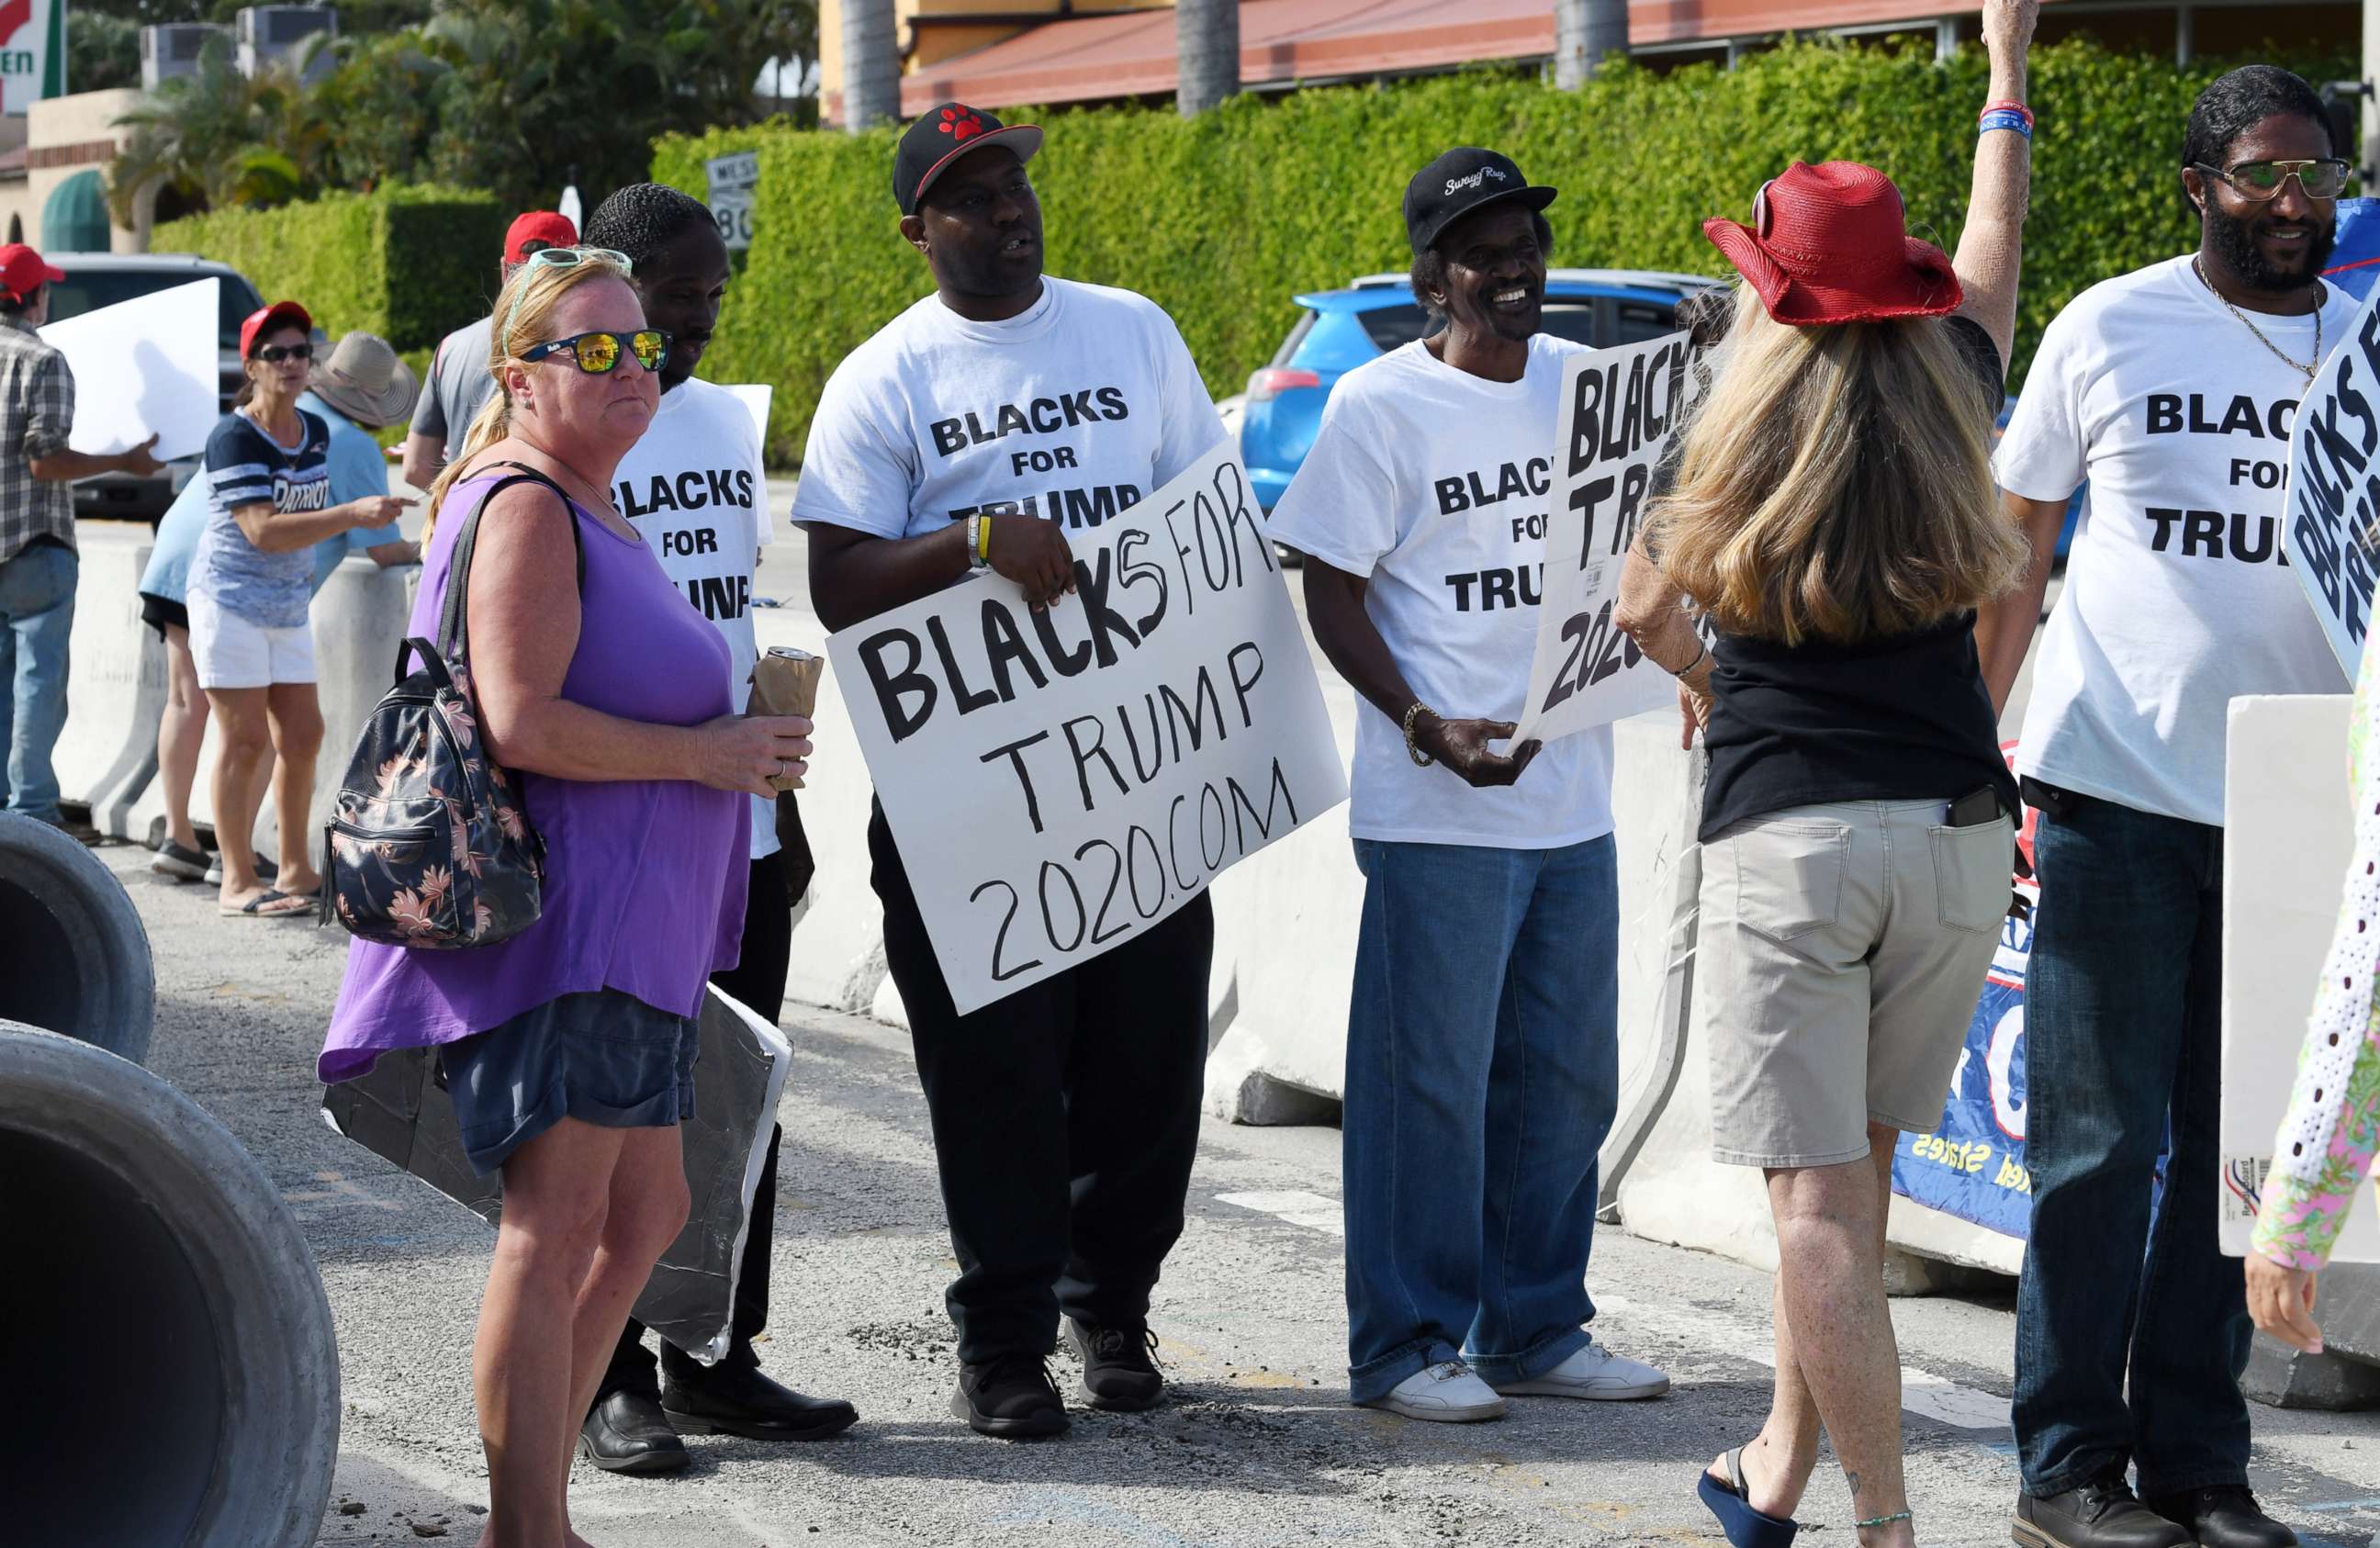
[188,592,316,690]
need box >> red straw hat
[1702,161,1961,326]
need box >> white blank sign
[41,277,221,463]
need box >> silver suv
[42,252,265,522]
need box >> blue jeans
[2012,795,2249,1497]
[1342,834,1620,1403]
[0,540,76,824]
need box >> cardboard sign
[831,440,1348,1014]
[321,986,793,1362]
[726,383,772,449]
[2283,285,2380,680]
[2217,693,2380,1262]
[39,277,221,463]
[1514,331,1701,744]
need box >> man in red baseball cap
[400,208,578,489]
[0,241,161,837]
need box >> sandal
[1697,1445,1800,1547]
[220,888,309,917]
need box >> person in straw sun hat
[307,329,421,432]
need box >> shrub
[154,185,509,353]
[646,35,2341,464]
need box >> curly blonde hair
[1646,284,2030,646]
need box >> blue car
[1236,269,1723,514]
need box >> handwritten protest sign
[2284,284,2380,679]
[830,440,1348,1014]
[40,277,221,464]
[1514,331,1701,745]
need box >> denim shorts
[440,989,700,1175]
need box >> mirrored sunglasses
[2199,158,2352,201]
[520,329,672,376]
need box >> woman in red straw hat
[1615,2,2038,1544]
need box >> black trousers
[868,802,1212,1363]
[601,844,792,1399]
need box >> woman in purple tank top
[319,252,812,1548]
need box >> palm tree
[1554,0,1627,89]
[840,0,898,132]
[108,33,313,221]
[1177,0,1239,117]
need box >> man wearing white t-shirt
[1267,149,1667,1425]
[570,184,859,1474]
[793,105,1226,1440]
[1977,66,2344,1548]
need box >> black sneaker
[950,1354,1069,1439]
[2147,1486,2297,1548]
[2015,1475,2194,1548]
[1065,1318,1165,1412]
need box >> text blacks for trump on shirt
[790,277,1226,544]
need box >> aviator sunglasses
[2193,158,2352,201]
[521,329,674,376]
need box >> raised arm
[1949,0,2038,373]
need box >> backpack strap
[434,462,585,667]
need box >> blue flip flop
[1696,1446,1800,1547]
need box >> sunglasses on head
[253,342,313,364]
[500,245,637,349]
[2195,158,2352,201]
[521,329,672,376]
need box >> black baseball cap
[1404,148,1558,255]
[894,102,1044,215]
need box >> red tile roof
[896,0,1982,115]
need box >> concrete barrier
[127,553,416,862]
[53,520,163,837]
[1,1021,340,1548]
[0,811,153,1062]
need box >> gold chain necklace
[2195,256,2323,390]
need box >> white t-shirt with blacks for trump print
[1995,254,2354,826]
[617,375,780,861]
[1266,334,1615,850]
[789,277,1225,542]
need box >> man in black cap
[793,102,1226,1440]
[1269,149,1667,1423]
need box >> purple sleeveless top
[318,471,748,1083]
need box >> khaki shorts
[1698,799,2013,1168]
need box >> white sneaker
[1356,1360,1507,1423]
[1489,1338,1670,1400]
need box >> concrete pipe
[0,1024,340,1548]
[0,811,154,1063]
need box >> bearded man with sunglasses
[794,104,1225,1440]
[1975,64,2349,1548]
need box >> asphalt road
[95,832,2380,1548]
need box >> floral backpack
[320,464,581,948]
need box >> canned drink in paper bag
[750,646,824,791]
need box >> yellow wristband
[977,516,993,562]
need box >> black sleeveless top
[1696,316,2018,842]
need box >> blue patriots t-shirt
[187,408,334,628]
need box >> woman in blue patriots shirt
[184,300,410,915]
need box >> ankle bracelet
[1856,1511,1913,1529]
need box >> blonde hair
[1645,284,2029,647]
[421,254,624,544]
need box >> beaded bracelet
[1980,108,2034,140]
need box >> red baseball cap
[1702,161,1962,327]
[240,299,314,359]
[0,242,63,303]
[506,210,578,264]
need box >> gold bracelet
[1402,701,1436,767]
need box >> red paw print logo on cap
[940,107,983,141]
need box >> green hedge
[154,185,509,353]
[656,36,2352,466]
